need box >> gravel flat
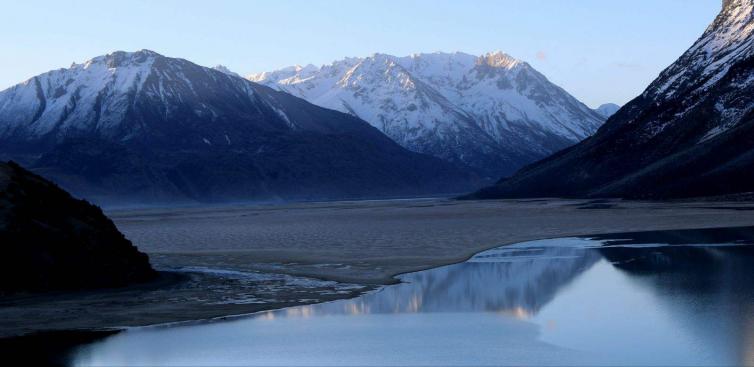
[114,198,754,284]
[4,197,754,337]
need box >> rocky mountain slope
[469,0,754,199]
[0,161,155,293]
[0,50,479,204]
[250,52,605,178]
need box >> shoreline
[111,198,754,285]
[4,198,754,341]
[7,223,754,365]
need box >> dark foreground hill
[0,161,155,293]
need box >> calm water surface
[72,234,754,366]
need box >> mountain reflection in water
[72,228,754,366]
[287,238,601,318]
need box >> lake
[70,231,754,366]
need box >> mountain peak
[477,51,522,69]
[104,49,162,58]
[294,64,317,71]
[366,53,398,64]
[251,50,603,178]
[0,51,480,203]
[81,49,162,71]
[104,49,162,60]
[594,103,621,118]
[712,0,754,35]
[212,64,241,77]
[723,0,743,10]
[406,51,473,59]
[0,49,251,140]
[649,0,754,100]
[468,0,754,199]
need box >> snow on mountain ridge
[212,65,241,78]
[0,50,161,138]
[250,51,604,177]
[477,51,523,69]
[467,0,754,199]
[652,0,754,99]
[0,50,482,202]
[0,50,269,142]
[629,0,754,142]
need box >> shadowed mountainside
[468,0,754,199]
[0,50,480,205]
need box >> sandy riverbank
[3,198,754,338]
[115,197,754,283]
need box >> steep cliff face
[0,161,156,293]
[469,0,754,199]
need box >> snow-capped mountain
[212,64,241,78]
[0,50,479,203]
[250,51,605,178]
[594,103,621,118]
[470,0,754,199]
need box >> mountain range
[470,0,754,199]
[250,51,606,178]
[0,50,479,204]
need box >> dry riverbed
[4,197,754,337]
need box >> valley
[1,1,753,366]
[4,197,754,339]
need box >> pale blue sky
[1,0,720,107]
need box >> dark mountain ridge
[469,0,754,199]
